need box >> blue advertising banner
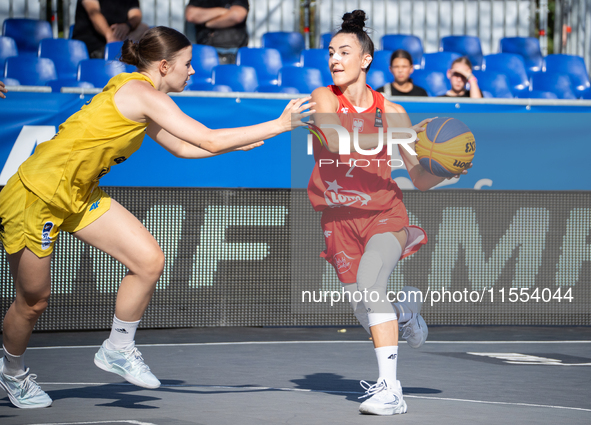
[0,92,589,190]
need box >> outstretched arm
[146,123,264,158]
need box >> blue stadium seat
[301,49,331,86]
[104,41,124,61]
[372,50,394,74]
[39,38,89,80]
[256,84,299,94]
[191,44,219,84]
[410,70,449,96]
[320,32,333,49]
[366,68,393,90]
[0,36,18,70]
[580,89,591,99]
[530,72,576,99]
[0,76,20,85]
[77,59,126,87]
[422,52,461,72]
[2,18,52,56]
[278,66,323,93]
[483,53,529,94]
[212,65,258,92]
[4,56,57,86]
[46,78,94,92]
[69,24,74,39]
[544,54,590,96]
[440,35,483,69]
[516,90,558,99]
[236,47,283,86]
[381,34,423,68]
[499,37,544,74]
[472,70,513,98]
[262,32,305,66]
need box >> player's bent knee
[136,248,165,282]
[17,296,50,319]
[356,250,382,291]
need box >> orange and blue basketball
[415,117,475,178]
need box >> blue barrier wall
[0,92,590,190]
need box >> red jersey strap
[329,84,384,115]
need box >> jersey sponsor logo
[324,230,332,238]
[114,156,127,164]
[333,251,354,275]
[41,221,54,250]
[89,199,101,212]
[378,219,389,225]
[353,118,364,132]
[94,167,109,181]
[324,179,371,207]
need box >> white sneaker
[397,286,428,349]
[0,359,52,409]
[94,341,160,389]
[358,379,407,415]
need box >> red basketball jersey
[307,85,403,212]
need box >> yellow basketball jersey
[18,73,155,213]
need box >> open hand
[277,96,316,132]
[0,80,6,99]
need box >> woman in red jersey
[308,10,469,416]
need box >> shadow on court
[291,372,442,402]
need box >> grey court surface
[1,326,590,425]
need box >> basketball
[415,117,475,178]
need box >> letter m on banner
[0,126,56,185]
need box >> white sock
[105,316,139,351]
[394,304,413,324]
[375,345,398,387]
[2,345,26,377]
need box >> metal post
[539,0,549,55]
[51,0,58,37]
[303,0,311,49]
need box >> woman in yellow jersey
[0,26,314,409]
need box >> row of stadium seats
[2,18,590,98]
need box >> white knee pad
[341,283,371,334]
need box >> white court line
[11,340,591,351]
[29,421,156,425]
[35,382,591,413]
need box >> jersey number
[345,164,355,178]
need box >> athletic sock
[2,345,26,377]
[394,304,413,324]
[105,316,139,351]
[375,345,398,388]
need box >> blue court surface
[1,326,590,424]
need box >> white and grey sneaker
[397,286,429,349]
[94,341,160,389]
[0,359,52,408]
[359,378,407,415]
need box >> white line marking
[34,382,591,413]
[12,340,591,351]
[29,421,156,425]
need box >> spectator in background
[185,0,249,64]
[73,0,149,58]
[376,50,427,97]
[441,57,482,98]
[0,81,6,99]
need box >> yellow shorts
[0,174,111,258]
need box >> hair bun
[341,10,367,32]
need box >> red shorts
[320,202,427,284]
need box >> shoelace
[122,347,150,372]
[358,380,386,399]
[18,373,44,397]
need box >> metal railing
[2,0,591,72]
